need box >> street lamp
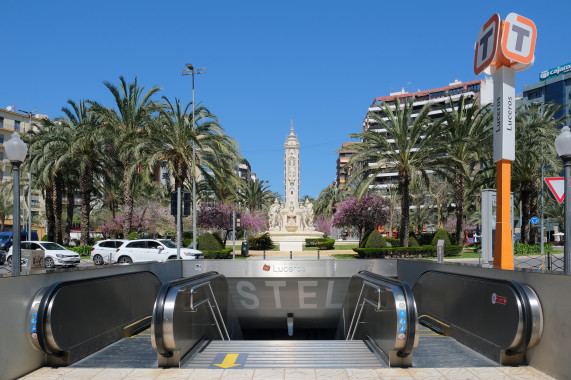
[5,132,28,276]
[20,109,36,241]
[182,63,205,250]
[555,125,571,275]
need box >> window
[0,135,4,145]
[147,241,161,249]
[0,117,3,127]
[14,120,21,132]
[127,241,147,248]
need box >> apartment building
[0,107,47,232]
[336,142,359,187]
[523,61,571,122]
[361,78,493,192]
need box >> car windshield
[159,240,177,248]
[0,235,10,242]
[39,242,67,251]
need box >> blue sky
[2,1,569,199]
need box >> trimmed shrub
[41,235,49,241]
[248,232,275,250]
[305,238,335,250]
[353,245,463,258]
[409,235,420,247]
[202,248,232,259]
[417,233,435,246]
[365,230,387,248]
[514,243,553,255]
[359,230,373,248]
[198,233,223,251]
[431,229,451,246]
[183,238,192,247]
[127,232,141,240]
[182,231,193,240]
[213,232,224,248]
[386,237,400,247]
[68,245,93,257]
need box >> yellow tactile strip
[20,366,555,379]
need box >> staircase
[184,340,386,369]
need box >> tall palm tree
[133,97,242,235]
[433,95,493,245]
[314,185,347,218]
[90,76,161,237]
[346,97,439,247]
[59,100,108,245]
[513,102,562,244]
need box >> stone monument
[268,122,323,251]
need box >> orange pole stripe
[494,159,514,270]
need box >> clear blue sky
[2,1,569,199]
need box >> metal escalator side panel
[522,284,543,348]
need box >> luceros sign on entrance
[474,14,500,75]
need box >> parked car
[90,239,128,265]
[0,230,39,252]
[114,239,203,264]
[7,241,80,268]
[0,250,5,265]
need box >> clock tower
[284,121,300,213]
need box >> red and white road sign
[545,177,568,204]
[474,14,500,75]
[501,13,537,65]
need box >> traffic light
[236,213,241,227]
[183,192,191,217]
[170,192,177,216]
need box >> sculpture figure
[268,199,281,230]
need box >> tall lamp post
[182,63,205,250]
[20,109,35,241]
[5,133,28,276]
[555,125,571,275]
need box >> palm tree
[132,97,242,235]
[89,76,161,237]
[433,95,493,245]
[513,102,562,244]
[59,100,108,245]
[238,179,274,212]
[346,97,439,247]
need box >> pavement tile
[252,369,285,380]
[284,368,316,380]
[375,368,415,380]
[190,369,225,379]
[220,369,255,379]
[345,368,381,379]
[154,369,194,379]
[315,368,349,380]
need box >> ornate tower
[284,121,300,213]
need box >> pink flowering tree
[100,212,151,239]
[198,203,268,245]
[333,194,388,237]
[314,214,333,237]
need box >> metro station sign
[474,14,500,75]
[501,13,537,69]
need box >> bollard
[290,251,292,260]
[437,240,444,263]
[318,250,320,260]
[263,250,266,260]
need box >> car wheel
[45,257,55,268]
[93,254,104,265]
[118,256,133,264]
[168,255,177,260]
[7,256,12,266]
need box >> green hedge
[353,245,463,259]
[514,243,553,255]
[248,233,275,250]
[386,237,400,247]
[305,238,335,250]
[202,248,233,259]
[365,231,387,248]
[68,245,93,256]
[198,233,223,251]
[359,230,373,248]
[431,229,451,246]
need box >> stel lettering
[235,280,343,310]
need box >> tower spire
[290,120,294,135]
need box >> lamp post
[555,125,571,275]
[5,132,28,276]
[182,63,205,250]
[20,109,36,241]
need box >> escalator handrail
[34,271,161,356]
[416,270,534,354]
[353,270,417,357]
[153,271,223,357]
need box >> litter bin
[241,241,249,257]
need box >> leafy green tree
[89,76,161,237]
[433,95,492,245]
[346,97,439,246]
[314,185,348,218]
[513,103,562,243]
[238,179,274,212]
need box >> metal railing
[346,281,382,340]
[188,281,230,340]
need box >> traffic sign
[530,216,539,225]
[474,14,500,75]
[501,13,537,66]
[545,177,566,204]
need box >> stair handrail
[346,280,382,340]
[189,281,230,340]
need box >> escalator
[28,267,543,371]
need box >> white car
[114,239,203,264]
[7,241,81,268]
[90,239,127,265]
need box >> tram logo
[491,293,507,305]
[263,264,270,272]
